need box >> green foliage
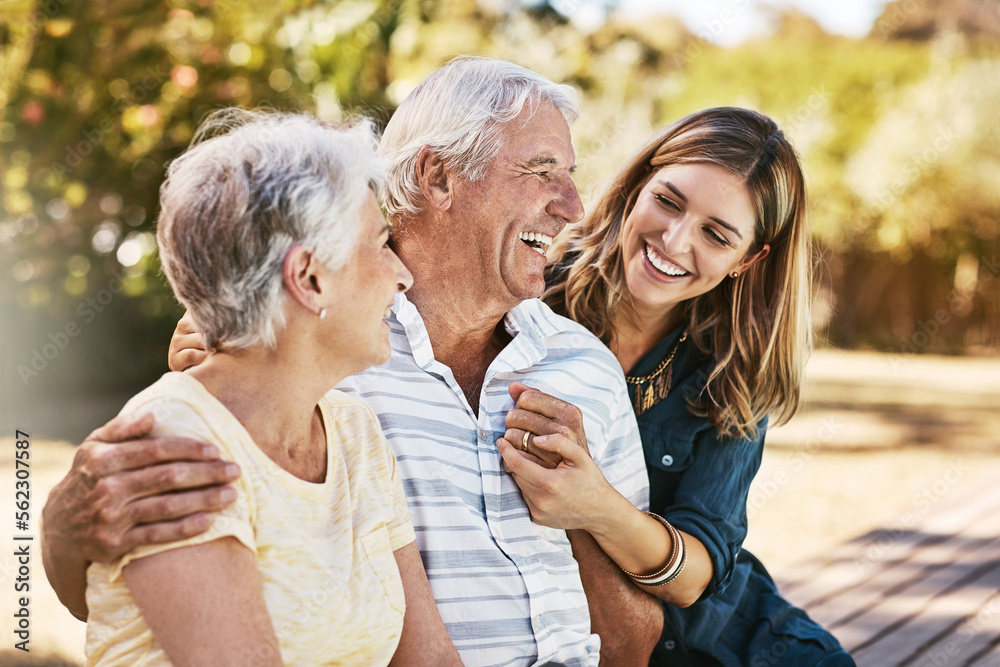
[1,0,998,426]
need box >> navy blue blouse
[628,326,764,598]
[629,325,853,666]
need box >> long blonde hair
[545,107,811,439]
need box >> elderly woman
[83,109,459,665]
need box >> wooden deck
[776,474,1000,666]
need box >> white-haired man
[43,57,663,665]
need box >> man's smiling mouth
[645,243,689,276]
[519,231,553,256]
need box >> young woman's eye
[704,228,729,246]
[655,195,679,211]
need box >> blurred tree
[872,0,1000,42]
[1,0,998,439]
[0,0,406,437]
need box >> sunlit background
[1,0,998,437]
[0,0,998,663]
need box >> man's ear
[739,243,770,273]
[415,146,453,212]
[282,245,327,316]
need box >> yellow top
[85,372,414,666]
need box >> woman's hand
[168,311,210,371]
[502,381,589,469]
[497,431,620,532]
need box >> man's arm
[503,383,662,664]
[41,412,239,619]
[568,530,663,666]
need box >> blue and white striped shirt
[338,294,649,667]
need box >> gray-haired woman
[82,109,459,666]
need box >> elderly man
[43,57,662,665]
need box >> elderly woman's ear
[282,245,330,318]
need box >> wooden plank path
[775,474,1000,666]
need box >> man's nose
[394,253,414,293]
[547,174,585,227]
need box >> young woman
[498,107,854,665]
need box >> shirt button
[479,429,491,442]
[664,640,676,650]
[660,454,674,467]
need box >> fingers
[497,438,558,475]
[505,409,573,442]
[87,412,156,445]
[505,383,589,454]
[508,381,531,403]
[169,346,210,372]
[78,436,228,489]
[122,513,216,553]
[532,434,588,464]
[508,382,564,419]
[504,428,563,469]
[115,459,241,502]
[129,485,238,525]
[168,312,209,371]
[176,311,199,335]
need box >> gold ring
[521,431,531,452]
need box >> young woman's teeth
[645,244,688,276]
[519,231,552,256]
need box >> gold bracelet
[618,512,678,580]
[643,532,687,586]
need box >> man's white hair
[156,108,383,352]
[380,56,579,218]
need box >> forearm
[41,539,90,621]
[42,489,91,621]
[568,529,662,666]
[390,542,461,666]
[583,493,713,608]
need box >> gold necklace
[624,331,687,416]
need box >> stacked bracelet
[619,512,687,587]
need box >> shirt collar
[392,293,578,373]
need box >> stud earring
[730,271,739,279]
[319,308,327,319]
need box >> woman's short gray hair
[380,56,579,218]
[156,108,383,352]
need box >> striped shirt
[338,294,649,667]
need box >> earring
[730,271,739,278]
[319,308,327,319]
